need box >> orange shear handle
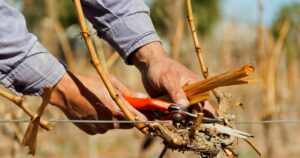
[123,95,172,112]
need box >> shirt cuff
[99,12,161,64]
[0,42,66,96]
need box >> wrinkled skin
[50,72,146,134]
[50,42,214,135]
[131,42,215,114]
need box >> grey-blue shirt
[0,0,160,95]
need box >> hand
[131,42,199,106]
[131,42,215,114]
[49,71,146,135]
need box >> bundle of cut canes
[160,64,256,105]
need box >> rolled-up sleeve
[81,0,161,63]
[0,1,66,95]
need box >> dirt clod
[163,125,236,158]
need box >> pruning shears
[124,95,253,139]
[123,95,221,124]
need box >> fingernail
[177,99,189,107]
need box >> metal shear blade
[201,124,253,139]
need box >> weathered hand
[131,42,215,114]
[49,72,146,135]
[131,42,199,106]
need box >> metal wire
[0,119,171,124]
[0,119,299,124]
[235,120,300,125]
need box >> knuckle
[83,126,98,135]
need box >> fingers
[121,96,148,121]
[112,112,135,129]
[163,79,190,107]
[171,88,190,107]
[55,73,139,134]
[188,102,216,117]
[108,102,147,130]
[109,75,148,98]
[99,75,148,130]
[202,101,216,117]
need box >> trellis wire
[0,119,299,124]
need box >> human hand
[131,42,215,114]
[49,72,147,135]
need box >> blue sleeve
[0,1,66,95]
[81,0,161,63]
[0,0,159,95]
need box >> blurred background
[0,0,300,157]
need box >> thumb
[164,82,190,107]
